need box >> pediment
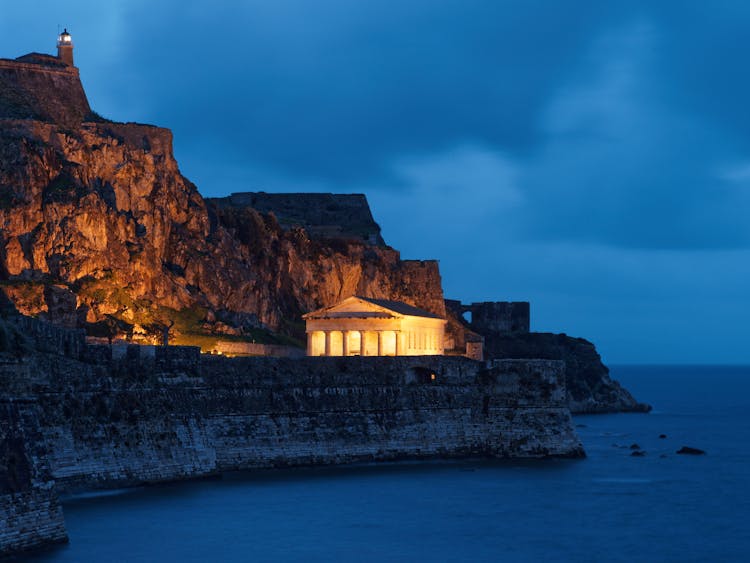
[303,296,403,320]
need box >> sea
[21,365,750,562]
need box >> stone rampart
[470,301,530,334]
[8,315,86,360]
[0,58,90,127]
[4,354,583,494]
[0,339,584,555]
[0,400,67,555]
[209,192,385,245]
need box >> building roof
[303,295,444,320]
[15,53,67,68]
[355,297,443,319]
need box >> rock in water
[676,446,706,455]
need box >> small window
[410,366,437,384]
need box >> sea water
[22,366,750,562]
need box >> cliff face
[482,332,652,414]
[0,90,444,342]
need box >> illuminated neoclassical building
[303,296,447,357]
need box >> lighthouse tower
[57,28,74,66]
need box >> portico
[303,296,446,357]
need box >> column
[359,330,366,356]
[394,331,401,356]
[342,330,350,356]
[306,332,313,356]
[324,331,332,356]
[377,331,384,356]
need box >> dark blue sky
[3,1,749,363]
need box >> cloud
[368,144,521,254]
[518,21,750,249]
[68,0,622,189]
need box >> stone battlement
[446,300,530,335]
[0,55,90,127]
[0,58,78,76]
[210,192,386,245]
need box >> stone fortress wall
[0,400,67,554]
[446,300,531,335]
[32,354,582,494]
[0,56,90,127]
[209,192,386,245]
[0,317,583,555]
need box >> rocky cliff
[483,332,651,413]
[0,61,445,346]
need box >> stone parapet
[0,57,90,126]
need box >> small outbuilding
[303,296,447,357]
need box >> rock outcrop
[0,61,445,344]
[482,332,651,413]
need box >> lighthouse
[57,28,74,66]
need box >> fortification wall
[0,353,582,494]
[211,341,305,357]
[0,400,67,556]
[210,192,385,245]
[471,301,530,334]
[0,58,90,127]
[8,315,86,360]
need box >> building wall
[305,315,445,356]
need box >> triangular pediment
[303,296,404,320]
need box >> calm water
[22,366,750,562]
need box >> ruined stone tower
[57,28,73,66]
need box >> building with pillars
[303,296,446,357]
